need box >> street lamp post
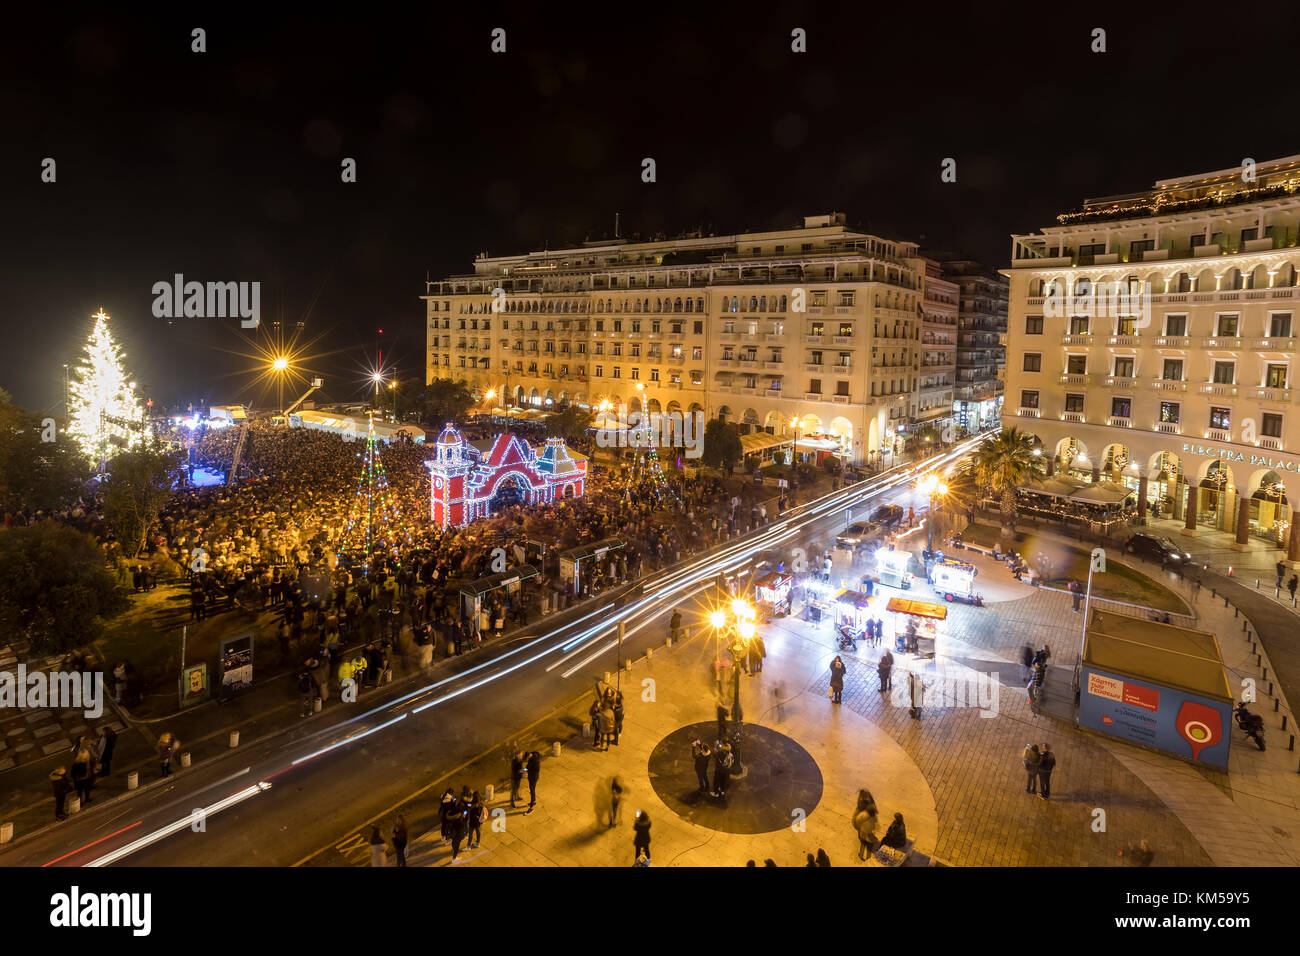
[919,473,948,554]
[708,598,756,775]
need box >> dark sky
[2,4,1296,413]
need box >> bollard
[1283,715,1289,732]
[582,722,591,737]
[1234,607,1238,617]
[67,796,81,815]
[485,784,494,802]
[625,659,633,671]
[180,752,191,769]
[314,697,322,713]
[1264,667,1269,680]
[665,635,672,648]
[1290,735,1295,752]
[1243,621,1248,632]
[1255,579,1260,589]
[1269,682,1275,696]
[127,770,139,790]
[551,741,561,757]
[645,646,653,659]
[604,671,611,685]
[1225,597,1230,608]
[0,822,13,844]
[229,730,240,748]
[1275,699,1281,712]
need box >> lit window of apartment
[1069,315,1089,334]
[811,322,824,336]
[692,346,703,360]
[650,369,660,382]
[1111,397,1131,418]
[1209,406,1231,430]
[1020,389,1039,409]
[1265,363,1289,388]
[1160,401,1180,423]
[838,323,853,336]
[1217,314,1239,336]
[1162,359,1183,381]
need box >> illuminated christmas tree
[67,309,144,467]
[340,416,416,562]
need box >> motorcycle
[1234,702,1266,751]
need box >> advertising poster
[219,632,255,698]
[179,663,209,708]
[1078,665,1231,769]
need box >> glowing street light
[919,473,949,553]
[272,357,289,371]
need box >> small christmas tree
[340,416,415,562]
[67,309,144,467]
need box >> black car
[870,504,905,528]
[1124,533,1191,564]
[837,521,883,550]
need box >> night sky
[2,5,1296,414]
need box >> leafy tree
[101,441,184,557]
[970,427,1044,537]
[548,404,594,444]
[701,419,743,474]
[415,378,475,429]
[0,389,90,512]
[0,523,127,655]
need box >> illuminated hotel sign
[1180,442,1300,472]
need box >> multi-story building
[938,258,1007,435]
[424,214,952,466]
[1004,155,1300,557]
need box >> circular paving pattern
[647,721,823,834]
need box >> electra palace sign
[1180,441,1300,473]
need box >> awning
[834,588,873,609]
[754,571,793,590]
[556,537,625,563]
[1084,609,1229,700]
[740,433,792,454]
[460,564,540,597]
[886,598,948,620]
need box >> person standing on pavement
[468,791,485,848]
[1276,560,1287,589]
[70,750,94,806]
[1020,644,1034,684]
[391,815,408,866]
[632,810,652,864]
[692,740,712,793]
[1289,575,1298,603]
[608,777,625,829]
[446,797,467,862]
[510,752,525,807]
[439,788,456,841]
[711,742,734,797]
[51,767,73,820]
[749,634,767,674]
[598,703,615,752]
[829,655,846,704]
[611,690,625,745]
[877,651,893,693]
[669,608,682,643]
[1037,744,1056,800]
[1068,579,1082,612]
[525,750,540,812]
[368,826,387,867]
[96,725,117,776]
[852,789,880,860]
[1022,743,1042,794]
[158,732,177,777]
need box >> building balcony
[804,363,824,372]
[763,332,785,342]
[1207,428,1231,442]
[763,361,785,370]
[668,333,686,342]
[834,306,855,314]
[1200,336,1242,350]
[717,358,737,367]
[1248,386,1291,402]
[739,333,759,343]
[1060,334,1094,346]
[667,356,685,366]
[1151,379,1188,393]
[833,336,854,345]
[1198,383,1239,397]
[1062,411,1085,424]
[1247,337,1297,351]
[1017,408,1042,419]
[1156,422,1181,434]
[1105,376,1136,390]
[592,331,605,338]
[1107,416,1133,428]
[738,357,758,366]
[1259,436,1283,450]
[1106,335,1142,347]
[804,334,825,345]
[804,392,824,401]
[1059,373,1090,386]
[831,395,851,404]
[1154,336,1191,348]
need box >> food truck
[753,570,793,617]
[930,557,981,605]
[875,547,914,590]
[833,588,873,641]
[886,597,946,659]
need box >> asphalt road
[0,439,979,868]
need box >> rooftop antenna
[615,212,620,239]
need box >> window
[1165,314,1187,336]
[1266,364,1288,388]
[1271,313,1293,337]
[808,379,822,395]
[652,320,661,333]
[811,323,824,336]
[630,368,639,380]
[809,350,823,366]
[812,291,828,307]
[693,321,703,334]
[595,320,605,332]
[692,346,703,360]
[1209,406,1231,430]
[594,364,603,378]
[1079,242,1106,258]
[612,344,622,356]
[650,369,660,382]
[1162,359,1183,381]
[613,320,622,332]
[612,367,621,379]
[1160,402,1180,423]
[1113,357,1134,378]
[689,371,702,386]
[1025,316,1044,335]
[1111,397,1131,418]
[1217,314,1239,336]
[1212,361,1235,384]
[631,344,641,357]
[1065,393,1084,413]
[1130,239,1154,256]
[595,343,604,355]
[1069,315,1089,334]
[1067,354,1087,374]
[838,323,854,336]
[1023,353,1042,372]
[1262,412,1283,437]
[837,351,851,367]
[836,381,850,396]
[1115,316,1135,335]
[1020,390,1039,409]
[1190,233,1207,249]
[839,292,855,307]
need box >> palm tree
[970,428,1044,538]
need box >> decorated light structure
[67,309,145,467]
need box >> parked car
[837,521,884,550]
[870,504,906,528]
[1123,532,1192,564]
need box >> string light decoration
[340,415,416,562]
[67,309,145,467]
